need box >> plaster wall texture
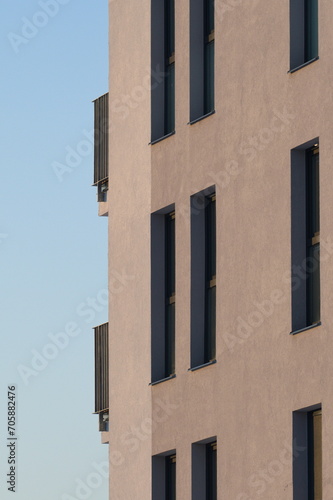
[107,0,333,498]
[107,1,152,499]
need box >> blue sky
[0,1,109,498]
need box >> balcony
[93,93,109,209]
[93,322,109,432]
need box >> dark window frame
[192,438,217,500]
[190,188,216,369]
[165,211,176,377]
[291,140,320,334]
[190,0,215,123]
[164,0,175,136]
[204,0,215,115]
[151,0,175,143]
[206,442,217,500]
[304,0,318,62]
[166,454,176,500]
[205,194,216,363]
[290,0,318,71]
[305,146,320,326]
[293,405,322,500]
[152,450,176,500]
[151,206,176,383]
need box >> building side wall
[107,0,333,498]
[107,0,152,498]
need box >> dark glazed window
[309,409,322,500]
[165,0,175,135]
[205,194,216,362]
[151,0,175,142]
[165,212,176,377]
[190,0,215,122]
[151,207,176,383]
[290,0,318,70]
[206,442,217,500]
[293,406,322,500]
[306,147,320,326]
[153,451,176,500]
[304,0,318,62]
[291,141,320,333]
[191,189,216,368]
[192,438,217,500]
[204,0,215,114]
[166,454,176,500]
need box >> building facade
[93,0,333,498]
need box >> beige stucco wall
[107,0,333,498]
[107,0,152,498]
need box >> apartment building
[92,0,333,498]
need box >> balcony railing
[94,322,109,432]
[93,93,109,202]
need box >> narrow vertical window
[293,405,322,500]
[291,141,320,333]
[204,0,215,115]
[205,194,216,362]
[310,410,322,500]
[151,0,175,142]
[206,442,217,500]
[290,0,318,70]
[153,451,176,500]
[165,0,175,135]
[151,207,176,383]
[192,438,217,500]
[166,454,176,500]
[304,0,318,62]
[306,147,320,326]
[191,189,216,369]
[165,212,176,377]
[190,0,215,122]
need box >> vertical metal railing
[94,322,109,431]
[93,93,109,201]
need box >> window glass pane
[205,195,216,362]
[204,0,214,114]
[165,213,175,377]
[164,0,175,134]
[166,0,175,57]
[205,0,215,36]
[306,148,320,326]
[313,410,322,500]
[308,409,322,500]
[307,243,320,325]
[309,150,320,237]
[166,214,175,296]
[305,0,318,61]
[206,443,217,500]
[205,286,216,361]
[166,455,176,500]
[204,41,214,114]
[165,62,175,135]
[206,196,216,278]
[165,301,175,376]
[294,408,322,500]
